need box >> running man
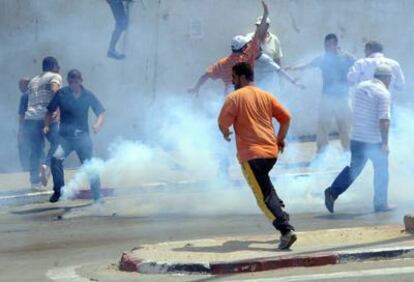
[188,0,269,96]
[218,62,296,249]
[324,65,394,213]
[45,69,105,203]
[25,56,62,191]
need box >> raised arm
[252,1,269,42]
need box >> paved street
[0,196,412,281]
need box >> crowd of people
[18,57,105,203]
[16,0,406,250]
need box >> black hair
[365,41,383,53]
[67,69,83,80]
[232,62,254,81]
[324,33,338,42]
[42,56,59,72]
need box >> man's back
[348,53,405,91]
[219,85,290,161]
[351,79,391,144]
[25,72,62,120]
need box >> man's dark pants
[241,158,294,235]
[329,140,389,209]
[107,0,128,31]
[50,133,101,200]
[25,120,59,184]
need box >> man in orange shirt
[218,62,296,250]
[189,0,269,96]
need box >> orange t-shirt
[218,85,291,161]
[207,39,260,86]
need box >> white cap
[231,35,249,51]
[375,64,392,76]
[255,16,271,25]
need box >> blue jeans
[330,140,389,209]
[25,120,59,184]
[50,133,101,200]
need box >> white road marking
[235,266,414,282]
[46,265,90,282]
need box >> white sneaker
[40,165,51,187]
[31,183,47,192]
[278,231,297,250]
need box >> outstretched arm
[278,69,305,89]
[284,62,312,71]
[188,72,209,95]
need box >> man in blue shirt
[288,34,355,155]
[45,69,105,203]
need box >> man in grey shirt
[24,56,62,191]
[288,34,355,155]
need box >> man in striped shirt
[188,0,269,96]
[324,64,393,213]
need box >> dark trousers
[18,121,31,171]
[241,158,294,235]
[107,0,128,31]
[51,134,101,200]
[25,120,59,184]
[330,140,389,209]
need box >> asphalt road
[0,197,412,282]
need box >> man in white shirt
[324,64,393,214]
[348,41,405,92]
[25,57,62,191]
[247,16,283,65]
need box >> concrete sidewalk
[119,225,414,275]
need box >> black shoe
[278,231,297,250]
[324,188,335,213]
[49,192,61,203]
[107,49,126,60]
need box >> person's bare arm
[43,112,53,134]
[218,123,233,142]
[379,119,390,153]
[276,119,290,153]
[188,72,209,95]
[93,114,105,134]
[275,57,282,66]
[252,0,269,42]
[284,62,312,71]
[278,69,305,89]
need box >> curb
[119,246,414,275]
